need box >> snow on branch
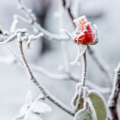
[15,0,70,41]
[62,0,112,89]
[107,63,120,120]
[0,30,110,95]
[16,0,113,91]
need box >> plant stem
[81,52,87,87]
[19,41,75,116]
[107,63,120,120]
[75,52,87,112]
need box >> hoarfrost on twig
[70,44,87,65]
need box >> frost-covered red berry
[73,16,95,44]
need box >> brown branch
[107,63,120,120]
[75,52,87,112]
[18,41,75,116]
[62,0,75,27]
[0,29,110,95]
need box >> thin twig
[75,52,87,112]
[0,30,110,95]
[64,1,112,89]
[31,64,110,95]
[62,0,75,27]
[0,33,17,44]
[16,0,113,89]
[19,41,75,116]
[107,63,120,120]
[15,0,70,41]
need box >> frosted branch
[0,31,110,95]
[18,40,75,116]
[75,52,87,112]
[16,0,70,41]
[16,0,113,89]
[10,19,18,34]
[63,1,112,89]
[0,33,17,44]
[60,29,72,38]
[70,44,87,65]
[107,63,120,120]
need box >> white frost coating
[25,91,33,105]
[73,15,87,23]
[82,87,88,99]
[24,110,42,120]
[70,44,87,65]
[13,115,24,120]
[27,33,43,49]
[76,82,82,93]
[17,33,21,41]
[71,82,82,109]
[30,101,52,115]
[36,93,45,101]
[60,29,72,38]
[16,91,51,120]
[10,19,18,34]
[74,108,92,120]
[33,33,44,40]
[19,104,29,116]
[17,28,28,33]
[93,24,99,41]
[90,24,99,45]
[87,98,97,120]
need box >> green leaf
[88,90,107,120]
[71,92,84,110]
[74,109,92,120]
[86,98,97,120]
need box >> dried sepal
[89,24,99,45]
[71,83,85,110]
[70,44,87,65]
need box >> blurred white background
[0,0,120,120]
